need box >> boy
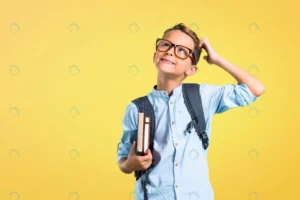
[117,23,265,200]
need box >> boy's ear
[153,52,156,63]
[186,66,198,76]
[191,66,198,75]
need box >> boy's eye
[177,47,188,55]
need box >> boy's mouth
[160,58,175,65]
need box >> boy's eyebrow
[177,43,194,51]
[164,39,194,50]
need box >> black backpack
[130,83,209,200]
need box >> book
[136,112,150,156]
[136,112,144,155]
[143,116,150,153]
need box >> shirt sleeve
[116,102,138,164]
[200,83,259,115]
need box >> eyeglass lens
[157,39,190,59]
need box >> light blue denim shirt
[117,83,259,200]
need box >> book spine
[143,117,150,153]
[136,112,145,156]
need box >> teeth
[163,59,173,64]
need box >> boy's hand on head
[198,37,221,65]
[125,141,153,171]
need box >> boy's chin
[157,69,183,78]
[157,67,175,74]
[156,64,176,72]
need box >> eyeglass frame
[155,38,199,65]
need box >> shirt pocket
[176,100,189,114]
[175,103,191,125]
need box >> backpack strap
[182,83,209,150]
[131,95,155,200]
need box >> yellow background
[1,0,299,199]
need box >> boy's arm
[198,37,265,97]
[200,83,259,115]
[215,56,265,97]
[199,51,265,115]
[118,158,134,174]
[117,103,138,173]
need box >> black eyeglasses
[156,38,199,65]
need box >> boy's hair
[162,23,201,65]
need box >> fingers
[141,152,152,169]
[199,40,204,48]
[135,148,153,170]
[129,141,136,155]
[139,149,153,163]
[143,161,152,169]
[199,38,209,61]
[199,37,210,50]
[126,142,153,171]
[144,149,153,159]
[198,37,205,48]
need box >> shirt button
[175,163,179,167]
[175,143,178,146]
[170,101,173,104]
[163,92,167,95]
[172,121,175,125]
[175,185,178,188]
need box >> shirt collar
[151,83,183,98]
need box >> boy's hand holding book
[124,141,153,172]
[121,112,152,174]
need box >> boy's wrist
[123,159,134,174]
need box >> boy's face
[153,30,198,79]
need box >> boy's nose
[165,51,173,56]
[165,45,175,56]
